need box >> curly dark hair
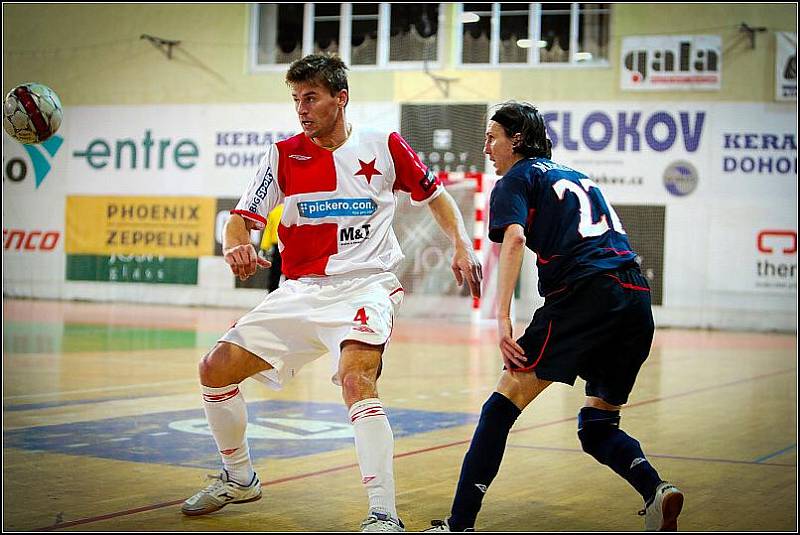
[285,54,349,98]
[490,101,552,159]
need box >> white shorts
[219,271,404,390]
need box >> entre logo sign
[72,130,199,170]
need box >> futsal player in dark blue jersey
[427,102,683,532]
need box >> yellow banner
[66,196,216,257]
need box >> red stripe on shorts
[604,273,650,292]
[514,320,553,372]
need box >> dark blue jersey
[488,157,638,297]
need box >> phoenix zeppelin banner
[65,196,216,257]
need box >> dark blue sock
[448,392,521,531]
[577,407,663,504]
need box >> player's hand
[497,316,526,370]
[223,243,271,281]
[451,246,483,298]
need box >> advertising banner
[776,32,797,101]
[540,103,711,204]
[710,104,797,201]
[65,196,216,257]
[538,102,796,206]
[2,191,64,253]
[63,103,400,197]
[708,204,797,294]
[65,255,199,284]
[1,133,67,194]
[2,101,795,326]
[1,181,67,296]
[620,35,721,91]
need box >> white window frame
[249,3,444,73]
[455,2,611,69]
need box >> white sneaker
[360,510,405,532]
[424,519,475,532]
[181,471,262,516]
[640,481,684,531]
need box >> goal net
[390,101,503,323]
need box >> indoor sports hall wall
[2,4,796,332]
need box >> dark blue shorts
[514,267,655,406]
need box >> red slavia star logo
[355,158,382,184]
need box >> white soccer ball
[3,82,63,144]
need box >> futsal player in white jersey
[180,54,483,532]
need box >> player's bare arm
[223,214,270,281]
[427,191,483,298]
[496,223,526,369]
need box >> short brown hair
[285,53,349,97]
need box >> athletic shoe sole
[181,493,262,516]
[659,491,684,531]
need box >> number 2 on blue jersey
[552,178,626,238]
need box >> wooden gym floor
[2,298,797,532]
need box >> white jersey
[233,126,442,279]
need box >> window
[540,3,571,63]
[389,4,440,62]
[458,3,610,66]
[577,3,610,64]
[256,3,304,65]
[313,4,341,55]
[461,3,492,64]
[251,3,442,71]
[499,4,529,64]
[350,4,380,66]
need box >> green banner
[66,254,198,284]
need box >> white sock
[202,383,255,486]
[349,398,397,519]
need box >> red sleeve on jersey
[231,209,267,230]
[388,132,441,203]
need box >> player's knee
[339,370,377,400]
[339,369,367,391]
[198,345,229,384]
[198,352,214,382]
[577,406,621,456]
